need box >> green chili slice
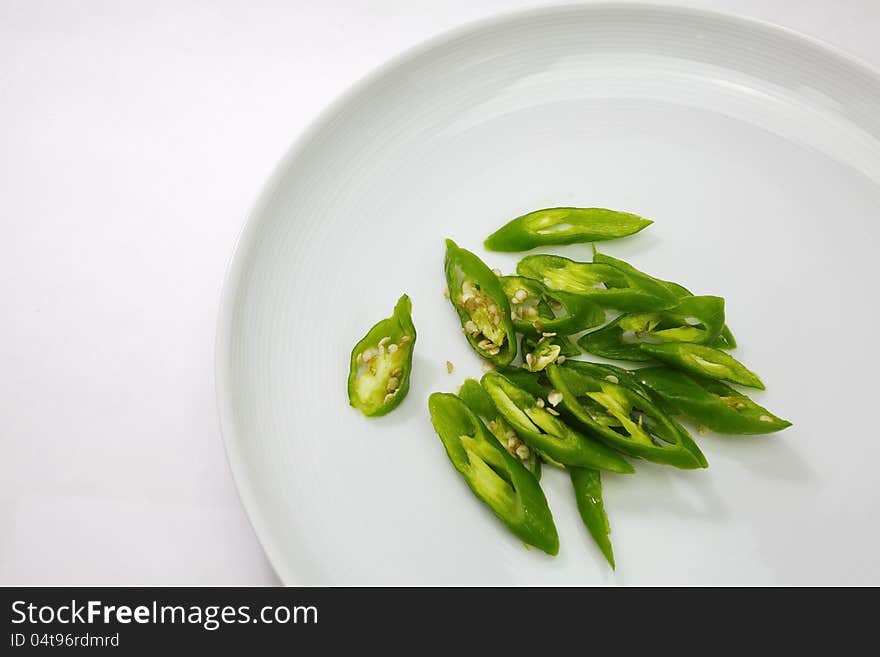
[347,294,416,417]
[520,333,579,373]
[484,207,653,252]
[579,296,725,361]
[459,378,542,477]
[636,367,790,434]
[428,393,558,555]
[560,359,654,400]
[546,363,707,469]
[592,249,737,349]
[639,342,765,390]
[570,467,615,569]
[517,254,678,312]
[444,239,516,366]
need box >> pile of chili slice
[352,207,791,567]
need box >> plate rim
[214,1,880,585]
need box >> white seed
[378,336,391,347]
[386,377,400,392]
[526,307,539,318]
[465,320,479,335]
[546,407,560,416]
[391,368,402,377]
[505,430,517,440]
[536,397,545,408]
[525,353,535,369]
[515,444,530,460]
[446,361,454,374]
[388,343,399,354]
[542,332,557,338]
[547,390,563,407]
[514,289,528,302]
[556,355,566,364]
[605,375,619,384]
[481,361,495,373]
[442,286,450,299]
[759,415,773,422]
[384,393,395,403]
[492,268,502,277]
[355,352,364,364]
[507,437,518,450]
[399,335,411,344]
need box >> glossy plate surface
[217,4,880,584]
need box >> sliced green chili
[428,393,558,555]
[523,333,580,358]
[592,249,737,349]
[521,333,579,373]
[347,294,416,417]
[444,239,516,366]
[499,275,604,336]
[578,296,725,361]
[560,359,654,400]
[636,367,790,434]
[546,364,707,469]
[517,254,678,312]
[484,207,653,252]
[459,378,542,477]
[519,333,581,372]
[481,372,635,473]
[639,342,764,390]
[570,467,614,569]
[523,338,561,372]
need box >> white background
[2,0,878,585]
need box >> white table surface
[2,0,878,585]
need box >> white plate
[217,4,880,585]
